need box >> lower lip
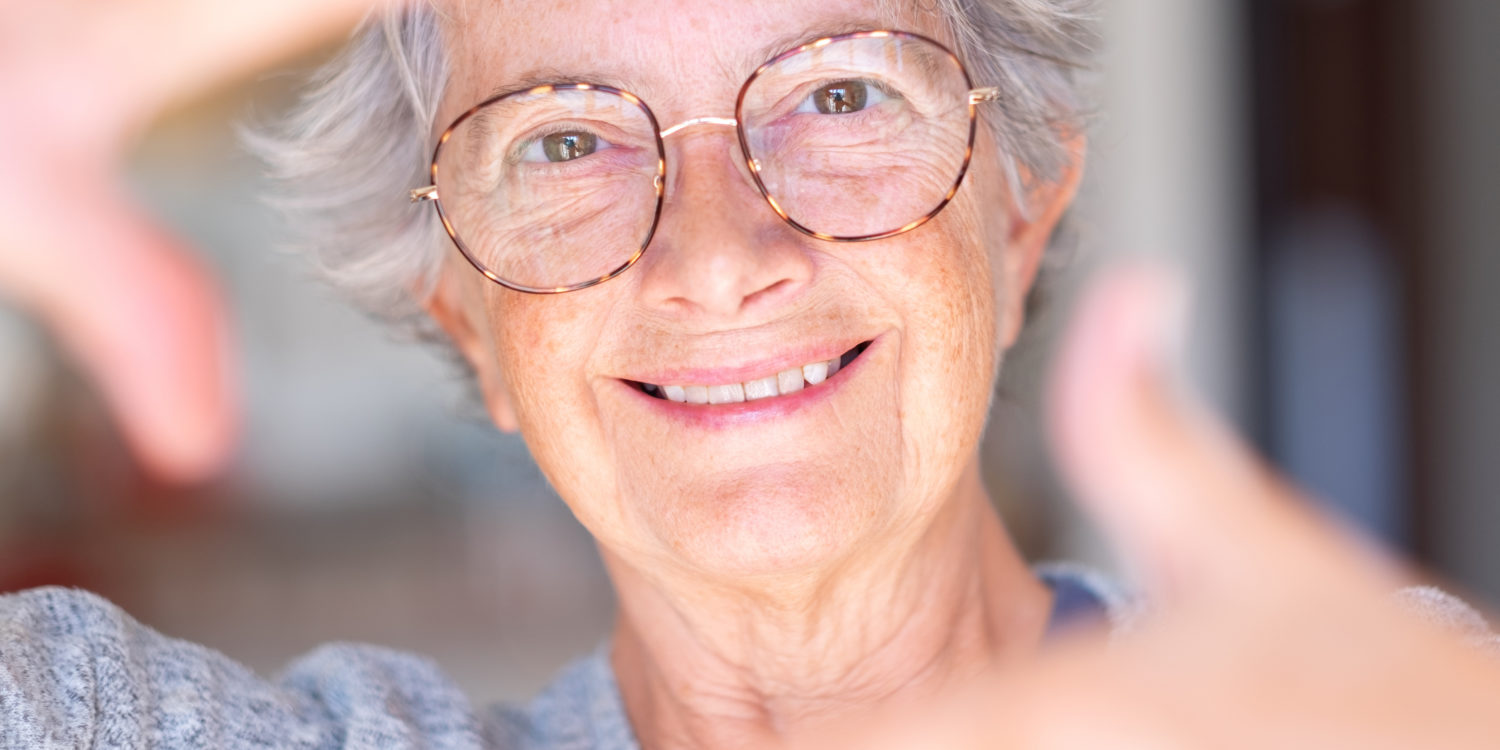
[615,337,879,429]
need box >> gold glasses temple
[968,87,1002,104]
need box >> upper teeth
[651,356,843,404]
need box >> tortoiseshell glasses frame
[409,29,1003,294]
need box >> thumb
[1045,264,1338,603]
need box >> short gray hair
[246,0,1098,340]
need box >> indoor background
[1,0,1496,703]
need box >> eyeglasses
[409,30,1002,294]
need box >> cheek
[888,184,1001,374]
[844,185,1001,500]
[487,291,621,519]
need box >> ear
[421,257,520,433]
[998,134,1086,349]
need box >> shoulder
[1033,561,1143,635]
[0,587,487,750]
[482,646,637,750]
[1031,562,1499,652]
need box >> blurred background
[1,0,1496,703]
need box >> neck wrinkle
[606,462,1052,750]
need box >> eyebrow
[481,68,649,102]
[743,20,894,72]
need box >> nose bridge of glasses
[658,114,762,199]
[659,115,738,139]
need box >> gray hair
[245,0,1098,342]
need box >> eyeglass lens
[433,33,974,291]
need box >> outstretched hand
[803,265,1500,748]
[0,0,378,481]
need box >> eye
[795,79,890,115]
[521,130,607,163]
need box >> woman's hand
[807,265,1500,748]
[0,1,376,481]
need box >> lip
[612,333,876,387]
[611,334,884,429]
[614,337,873,388]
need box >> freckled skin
[425,0,1080,742]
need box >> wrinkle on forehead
[440,0,918,121]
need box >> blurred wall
[1420,0,1500,603]
[1096,0,1253,423]
[1015,0,1254,570]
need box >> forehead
[439,0,941,122]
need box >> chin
[635,460,903,579]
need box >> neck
[606,462,1052,750]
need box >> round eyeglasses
[409,30,1003,294]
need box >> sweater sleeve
[1395,585,1500,656]
[0,587,484,750]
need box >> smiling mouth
[629,341,872,405]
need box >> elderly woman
[3,1,1500,748]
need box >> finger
[23,179,240,483]
[0,0,378,482]
[1044,264,1360,602]
[77,0,386,137]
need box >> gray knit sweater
[0,566,1490,749]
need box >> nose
[634,120,814,322]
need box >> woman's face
[432,0,1069,578]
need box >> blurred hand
[803,265,1500,748]
[0,1,377,481]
